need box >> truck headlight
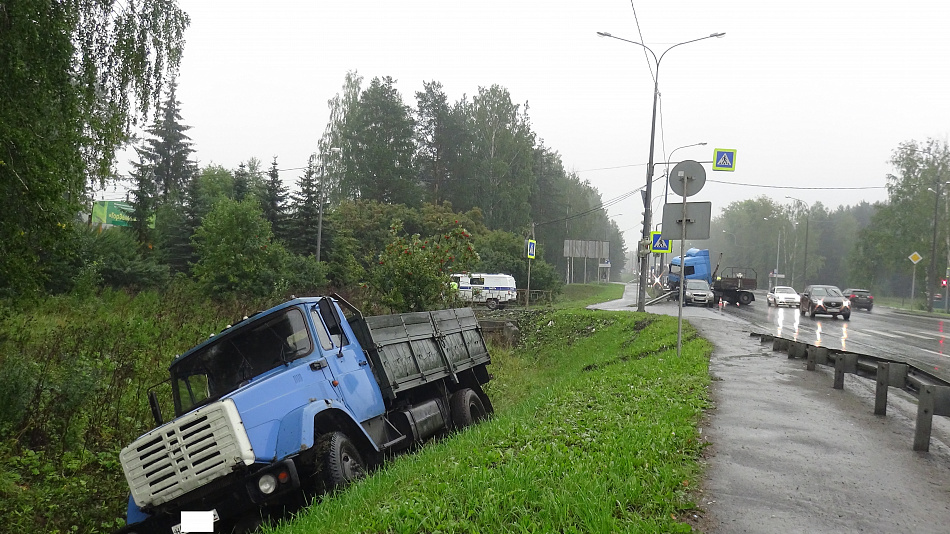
[257,473,278,495]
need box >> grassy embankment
[266,283,714,534]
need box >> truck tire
[451,388,487,429]
[738,292,753,305]
[486,298,499,310]
[318,431,365,491]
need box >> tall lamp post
[786,196,809,289]
[926,181,949,312]
[597,31,725,311]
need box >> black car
[800,284,851,320]
[842,288,873,311]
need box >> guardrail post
[874,362,908,416]
[806,346,828,371]
[833,353,858,390]
[772,337,789,352]
[914,385,950,452]
[787,341,806,359]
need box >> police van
[451,273,517,309]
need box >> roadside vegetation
[555,281,626,308]
[264,304,713,534]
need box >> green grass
[555,283,626,308]
[265,308,713,534]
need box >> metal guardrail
[754,333,950,452]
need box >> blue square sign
[651,231,671,253]
[713,148,737,171]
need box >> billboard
[91,201,155,228]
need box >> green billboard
[91,201,155,228]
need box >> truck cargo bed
[350,308,490,400]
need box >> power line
[706,179,886,191]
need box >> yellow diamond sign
[909,251,923,264]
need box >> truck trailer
[115,296,493,533]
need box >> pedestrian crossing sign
[713,148,737,171]
[651,231,671,253]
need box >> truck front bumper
[117,460,301,534]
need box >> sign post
[668,160,708,358]
[910,251,923,305]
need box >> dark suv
[800,285,851,320]
[842,288,873,311]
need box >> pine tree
[136,82,196,205]
[262,157,290,242]
[287,155,321,256]
[233,163,251,201]
[128,160,157,248]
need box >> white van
[451,273,517,309]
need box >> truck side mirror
[148,390,163,427]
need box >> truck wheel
[486,298,499,310]
[738,292,753,305]
[451,388,487,429]
[318,431,365,491]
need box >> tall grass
[0,286,282,533]
[266,309,712,534]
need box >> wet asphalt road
[588,283,950,534]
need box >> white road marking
[902,332,935,339]
[921,331,948,338]
[860,329,902,339]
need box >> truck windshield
[170,308,313,415]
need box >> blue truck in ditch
[115,295,493,533]
[667,248,758,306]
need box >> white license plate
[171,509,219,534]
[826,307,840,313]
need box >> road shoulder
[689,317,950,534]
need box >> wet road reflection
[739,300,950,382]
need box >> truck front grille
[120,399,254,508]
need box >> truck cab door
[311,301,384,422]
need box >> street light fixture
[786,196,809,289]
[597,30,725,312]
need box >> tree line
[680,138,950,305]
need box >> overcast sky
[106,0,950,241]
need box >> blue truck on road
[667,248,758,306]
[115,296,493,533]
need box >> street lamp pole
[787,196,808,289]
[928,183,943,313]
[597,31,725,311]
[775,232,781,290]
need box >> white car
[767,286,801,307]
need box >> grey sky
[109,1,950,242]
